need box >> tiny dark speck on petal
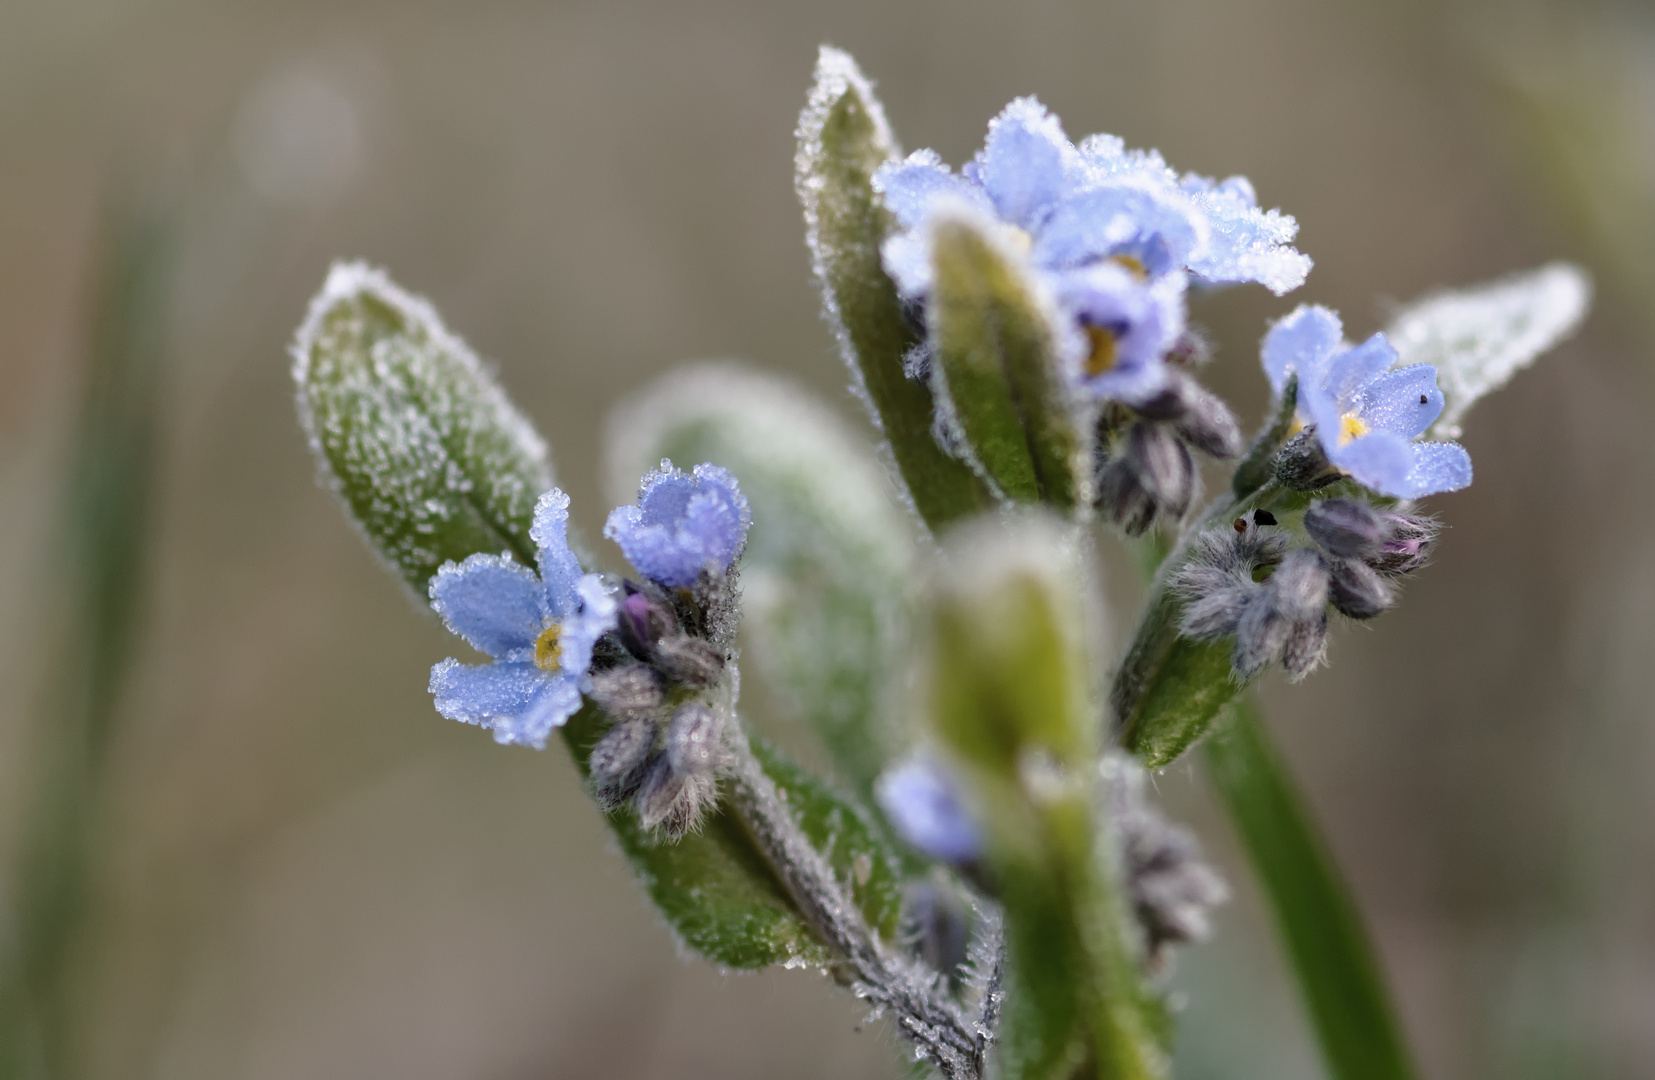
[1420,394,1428,404]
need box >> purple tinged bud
[616,587,679,660]
[1368,513,1437,575]
[1326,558,1398,619]
[665,702,723,777]
[589,720,658,810]
[587,664,665,722]
[1304,499,1387,559]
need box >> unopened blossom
[604,461,751,588]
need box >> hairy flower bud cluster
[1102,753,1228,968]
[1095,353,1245,535]
[1175,500,1439,681]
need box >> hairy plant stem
[723,718,982,1079]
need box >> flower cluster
[875,97,1310,532]
[1175,502,1440,683]
[427,460,750,838]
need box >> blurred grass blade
[0,200,175,1079]
[795,47,994,530]
[1204,699,1417,1080]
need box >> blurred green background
[1,0,1650,1077]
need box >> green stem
[1204,700,1417,1080]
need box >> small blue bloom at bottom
[876,757,981,864]
[428,489,618,749]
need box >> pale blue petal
[605,461,752,588]
[875,758,981,863]
[1033,182,1205,273]
[1263,304,1341,397]
[559,574,618,686]
[1183,173,1311,295]
[489,674,583,749]
[1355,364,1444,439]
[1056,264,1183,404]
[428,555,546,659]
[975,97,1077,230]
[429,658,547,727]
[872,151,990,229]
[1329,430,1417,497]
[1404,441,1473,498]
[530,488,584,617]
[1322,333,1398,407]
[1076,134,1178,186]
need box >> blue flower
[875,757,981,864]
[428,489,618,748]
[605,461,752,588]
[1263,305,1472,499]
[873,97,1309,406]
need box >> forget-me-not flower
[875,757,982,864]
[428,489,617,748]
[873,97,1310,406]
[1263,305,1472,499]
[605,461,752,588]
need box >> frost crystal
[1385,261,1591,438]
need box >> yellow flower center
[1338,412,1370,446]
[1004,225,1034,255]
[1110,254,1149,280]
[534,621,563,672]
[1085,325,1118,378]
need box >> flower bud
[589,720,658,810]
[665,702,723,777]
[1326,558,1398,620]
[1304,498,1387,559]
[587,664,666,722]
[1273,427,1339,491]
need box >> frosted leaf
[1384,262,1591,438]
[291,262,553,593]
[795,46,994,530]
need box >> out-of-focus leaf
[928,209,1083,509]
[795,47,995,530]
[926,515,1166,1080]
[292,262,553,593]
[1384,262,1590,439]
[1205,700,1417,1080]
[604,363,913,803]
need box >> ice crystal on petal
[605,461,752,588]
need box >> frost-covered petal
[1183,174,1311,295]
[973,97,1078,230]
[1262,304,1342,397]
[1403,441,1472,498]
[530,488,584,617]
[1056,264,1183,404]
[488,673,584,749]
[1321,334,1398,407]
[1328,430,1417,497]
[872,150,991,229]
[428,554,547,659]
[1076,134,1179,187]
[1033,181,1207,274]
[558,574,619,686]
[605,461,752,588]
[429,657,547,727]
[875,758,981,863]
[1354,364,1444,439]
[880,229,933,297]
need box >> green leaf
[926,515,1167,1080]
[605,363,914,803]
[292,263,553,594]
[928,210,1084,509]
[1384,262,1590,439]
[561,707,827,969]
[1119,637,1239,770]
[795,47,995,530]
[1205,700,1417,1080]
